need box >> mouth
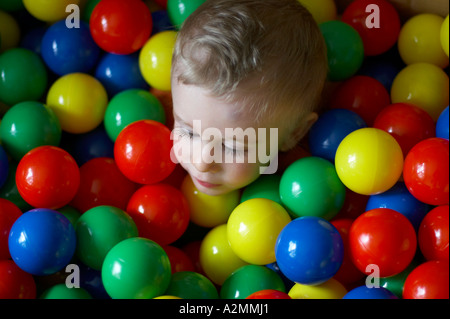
[194,177,222,189]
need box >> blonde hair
[171,0,328,129]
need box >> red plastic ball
[163,245,195,274]
[403,138,449,206]
[419,205,449,261]
[330,75,391,126]
[70,157,138,213]
[16,146,80,209]
[331,218,365,285]
[349,208,417,277]
[114,120,176,185]
[126,184,190,245]
[0,260,36,299]
[181,240,205,275]
[246,289,291,299]
[337,188,369,220]
[342,0,401,56]
[90,0,153,54]
[403,260,449,299]
[0,199,22,260]
[374,103,436,157]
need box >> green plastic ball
[167,0,207,29]
[164,271,219,299]
[220,265,285,299]
[0,0,25,12]
[380,259,419,298]
[57,206,81,227]
[40,284,93,299]
[75,205,138,270]
[319,20,364,82]
[101,237,171,299]
[240,174,282,205]
[0,101,61,161]
[0,48,48,106]
[103,89,166,141]
[279,157,346,220]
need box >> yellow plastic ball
[441,15,449,57]
[46,73,108,134]
[335,128,404,196]
[154,295,183,299]
[398,14,449,69]
[227,198,291,265]
[23,0,81,22]
[199,224,248,286]
[297,0,337,24]
[391,62,449,121]
[288,278,347,299]
[139,30,177,92]
[0,10,20,52]
[180,175,240,228]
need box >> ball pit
[0,0,449,303]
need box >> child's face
[171,81,291,196]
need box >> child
[170,0,328,196]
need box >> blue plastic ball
[151,10,175,35]
[309,109,366,162]
[275,216,344,285]
[366,182,430,231]
[20,26,47,55]
[343,286,398,299]
[95,52,149,98]
[0,145,9,188]
[40,20,100,76]
[436,106,449,140]
[8,208,76,276]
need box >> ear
[280,112,318,152]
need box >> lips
[194,177,221,188]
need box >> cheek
[221,162,261,188]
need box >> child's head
[171,0,328,195]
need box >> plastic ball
[23,0,80,22]
[40,284,93,299]
[309,109,367,163]
[240,174,282,205]
[16,146,80,209]
[167,0,207,28]
[403,260,449,299]
[391,63,449,122]
[20,26,47,55]
[441,15,449,57]
[349,208,417,277]
[0,260,36,299]
[403,138,449,206]
[398,14,449,68]
[40,20,100,76]
[220,265,285,299]
[246,289,291,300]
[57,205,81,227]
[199,224,248,286]
[0,162,31,212]
[0,48,47,106]
[342,0,401,56]
[90,0,152,55]
[94,52,149,97]
[436,106,449,140]
[288,279,347,299]
[126,184,190,246]
[335,128,404,196]
[379,260,418,298]
[343,286,398,299]
[101,237,171,299]
[0,10,20,52]
[164,271,218,299]
[8,208,76,276]
[275,216,343,285]
[75,205,138,270]
[296,0,337,24]
[114,120,176,184]
[319,20,364,82]
[0,0,24,12]
[0,145,9,188]
[70,157,138,213]
[418,205,449,261]
[227,198,291,265]
[163,245,195,274]
[139,30,177,91]
[0,198,22,260]
[373,103,436,157]
[180,175,240,228]
[0,101,61,162]
[279,157,346,220]
[104,89,166,142]
[330,75,391,126]
[337,188,369,220]
[366,182,430,231]
[46,73,108,134]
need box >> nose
[191,141,219,173]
